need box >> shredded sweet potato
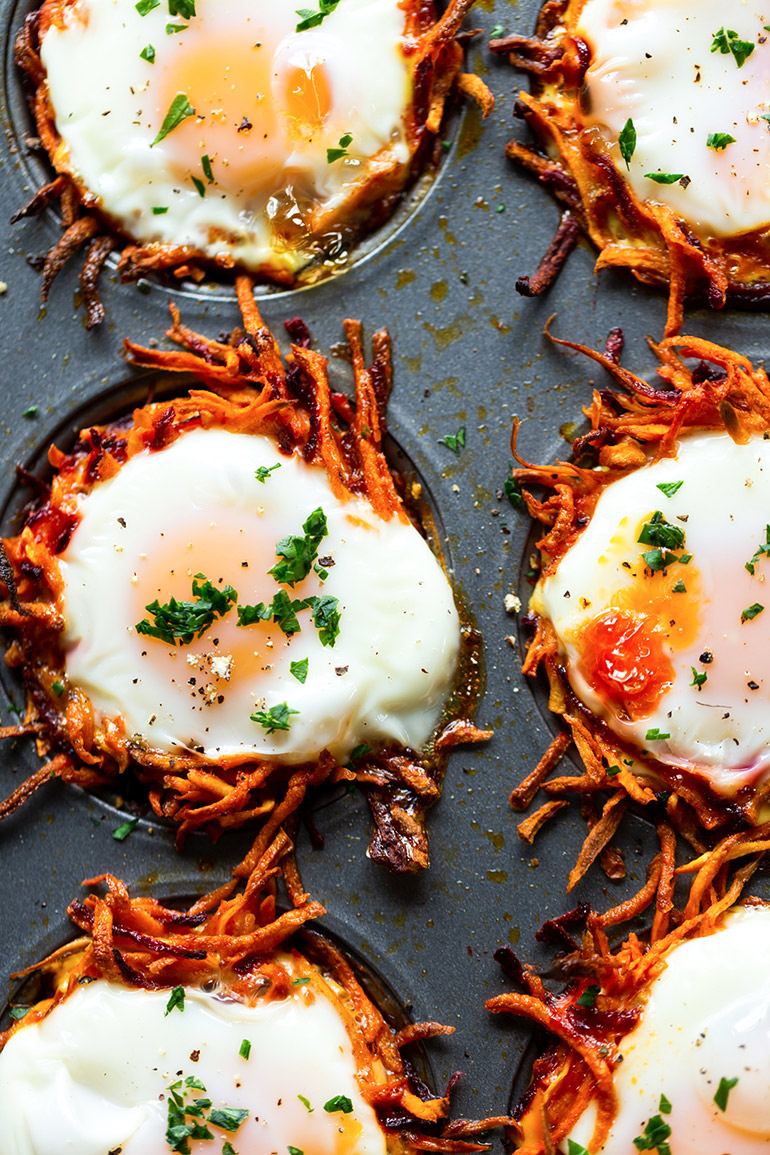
[0,835,512,1153]
[14,1,493,326]
[509,323,770,880]
[486,828,767,1155]
[493,0,768,335]
[0,282,485,871]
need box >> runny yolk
[573,560,701,720]
[575,608,674,720]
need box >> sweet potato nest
[0,830,513,1154]
[491,0,770,336]
[13,0,493,329]
[0,278,489,871]
[509,322,770,890]
[486,824,770,1155]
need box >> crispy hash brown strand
[0,831,513,1154]
[490,0,770,336]
[0,278,490,870]
[485,825,768,1155]
[13,0,493,330]
[509,323,770,889]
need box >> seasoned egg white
[534,432,770,793]
[39,0,413,274]
[59,427,460,763]
[0,958,387,1155]
[567,904,770,1155]
[579,0,770,236]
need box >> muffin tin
[2,0,770,1133]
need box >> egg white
[534,432,770,793]
[578,0,770,236]
[39,0,414,275]
[58,427,460,764]
[567,904,770,1154]
[0,955,387,1155]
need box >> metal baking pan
[1,0,770,1134]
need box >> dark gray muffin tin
[1,0,770,1129]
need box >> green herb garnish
[255,463,281,483]
[742,603,764,622]
[326,132,353,163]
[22,405,38,418]
[166,22,188,33]
[191,175,205,196]
[642,548,680,572]
[645,172,685,184]
[9,1007,30,1020]
[152,205,169,214]
[168,0,196,16]
[706,132,736,150]
[290,657,309,683]
[633,1114,672,1155]
[619,117,636,168]
[112,817,139,841]
[349,743,371,760]
[324,1095,354,1114]
[295,0,340,32]
[656,481,683,498]
[672,578,686,592]
[504,473,523,508]
[711,26,754,68]
[239,1039,251,1060]
[714,1076,738,1111]
[645,727,670,740]
[151,92,195,146]
[52,679,64,697]
[269,508,328,586]
[438,426,466,454]
[136,573,237,645]
[659,1094,672,1115]
[136,0,160,13]
[208,1108,249,1132]
[567,1142,590,1155]
[638,511,685,550]
[165,986,186,1016]
[575,984,600,1008]
[745,525,770,574]
[298,1094,314,1113]
[307,594,341,647]
[250,702,299,734]
[690,667,707,689]
[140,43,156,62]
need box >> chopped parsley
[269,508,328,586]
[575,984,599,1008]
[292,977,310,985]
[659,1094,672,1115]
[140,43,156,62]
[306,594,341,647]
[618,117,636,168]
[52,679,65,697]
[255,463,281,483]
[714,1075,738,1111]
[298,1094,314,1113]
[22,404,39,418]
[327,132,353,163]
[295,0,340,32]
[690,667,707,689]
[645,727,670,741]
[166,22,189,32]
[606,764,621,777]
[349,743,371,760]
[250,702,299,734]
[656,480,683,498]
[112,817,138,841]
[642,548,680,572]
[136,0,160,12]
[438,426,466,454]
[672,578,686,593]
[238,589,309,637]
[741,602,764,623]
[638,511,685,551]
[290,657,309,683]
[503,473,523,508]
[222,1145,237,1155]
[706,132,736,150]
[165,986,186,1016]
[239,1039,251,1060]
[152,205,169,214]
[745,524,770,574]
[168,0,196,15]
[151,92,195,147]
[711,26,754,68]
[645,172,685,184]
[208,1108,249,1132]
[8,1006,30,1020]
[191,174,205,196]
[136,573,237,645]
[633,1114,672,1155]
[491,23,505,37]
[288,1148,305,1155]
[567,1142,590,1155]
[324,1095,354,1114]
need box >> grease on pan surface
[0,279,489,871]
[14,0,493,328]
[0,831,512,1155]
[487,826,770,1155]
[492,0,770,335]
[509,325,770,888]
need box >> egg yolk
[157,30,332,192]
